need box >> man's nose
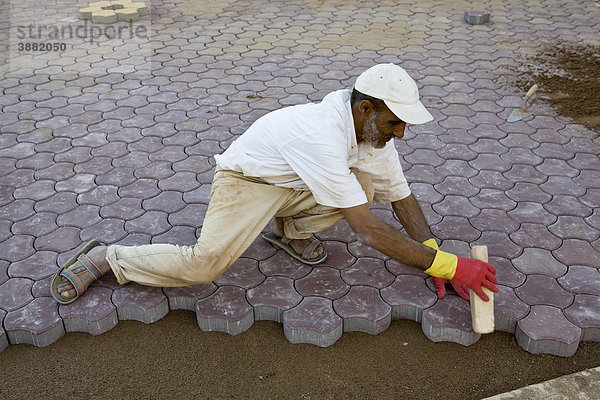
[393,123,406,138]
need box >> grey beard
[361,112,386,149]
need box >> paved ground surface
[0,0,599,357]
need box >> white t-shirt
[214,89,411,208]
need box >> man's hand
[452,256,498,301]
[423,244,499,302]
[433,277,471,301]
[422,239,473,301]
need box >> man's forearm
[391,194,433,243]
[342,204,436,270]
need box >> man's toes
[60,288,77,299]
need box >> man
[51,63,498,305]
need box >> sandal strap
[302,238,322,260]
[59,254,102,297]
[75,253,103,279]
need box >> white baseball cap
[354,63,433,125]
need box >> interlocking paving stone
[282,296,343,347]
[558,266,600,296]
[512,248,568,277]
[340,257,395,288]
[516,305,582,357]
[564,295,600,341]
[422,296,481,346]
[4,297,64,347]
[163,283,218,311]
[112,284,169,324]
[59,286,117,335]
[516,275,574,309]
[333,286,391,334]
[196,286,254,336]
[1,0,599,356]
[380,275,436,322]
[247,276,302,322]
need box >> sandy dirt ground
[1,311,600,400]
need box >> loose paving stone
[163,283,217,311]
[4,297,64,347]
[283,296,343,347]
[516,305,581,357]
[422,295,481,346]
[59,286,117,335]
[196,286,254,336]
[247,276,302,322]
[112,284,168,324]
[380,275,437,322]
[564,295,600,341]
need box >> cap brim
[384,99,433,125]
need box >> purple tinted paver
[516,305,582,357]
[112,284,169,324]
[515,275,574,309]
[553,239,600,267]
[341,257,395,288]
[258,251,312,279]
[4,297,64,347]
[295,266,349,300]
[495,285,530,333]
[558,266,600,295]
[196,286,254,336]
[163,283,217,311]
[380,275,437,322]
[247,276,302,322]
[59,286,117,335]
[564,295,600,341]
[512,248,567,277]
[214,257,265,289]
[422,296,481,346]
[386,259,427,277]
[283,297,343,347]
[333,286,391,334]
[8,251,58,280]
[321,241,357,270]
[0,278,34,311]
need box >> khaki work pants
[106,168,374,287]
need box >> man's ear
[358,100,375,116]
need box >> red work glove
[433,277,471,301]
[451,256,499,302]
[421,239,470,300]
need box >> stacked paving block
[79,0,148,23]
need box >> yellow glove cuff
[422,238,439,251]
[424,250,458,279]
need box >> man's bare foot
[57,246,111,299]
[270,217,325,262]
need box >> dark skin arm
[341,203,436,271]
[391,194,433,243]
